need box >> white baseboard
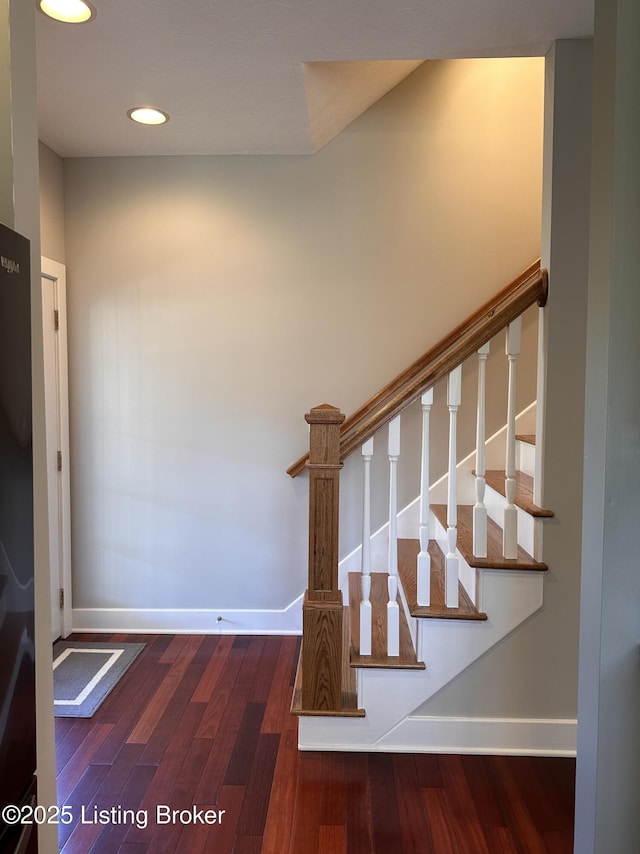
[300,715,577,757]
[72,593,303,635]
[377,714,577,756]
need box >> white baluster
[359,437,374,656]
[532,304,547,561]
[387,415,401,656]
[417,389,433,606]
[446,366,462,608]
[473,343,490,558]
[534,304,546,509]
[504,317,521,559]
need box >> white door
[41,258,72,640]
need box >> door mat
[52,641,145,718]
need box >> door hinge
[57,450,62,472]
[59,588,64,608]
[54,309,59,331]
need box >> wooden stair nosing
[398,538,487,621]
[431,504,548,571]
[291,605,366,718]
[479,468,554,518]
[516,433,536,446]
[348,572,425,670]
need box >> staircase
[287,262,563,755]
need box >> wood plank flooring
[55,633,575,853]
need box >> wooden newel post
[302,403,345,711]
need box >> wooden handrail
[287,260,548,477]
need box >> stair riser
[431,509,477,605]
[397,571,418,649]
[484,484,536,557]
[517,439,536,478]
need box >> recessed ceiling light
[127,107,170,126]
[38,0,95,24]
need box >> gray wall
[39,141,65,264]
[575,1,640,850]
[61,58,544,621]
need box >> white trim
[72,593,304,635]
[534,304,547,507]
[300,715,577,757]
[41,257,72,639]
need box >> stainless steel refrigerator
[0,222,37,854]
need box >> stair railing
[289,261,548,711]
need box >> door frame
[41,257,72,638]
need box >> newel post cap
[305,404,346,426]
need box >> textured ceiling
[35,0,594,157]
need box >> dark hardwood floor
[55,633,575,853]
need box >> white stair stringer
[297,569,544,753]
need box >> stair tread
[516,433,536,446]
[482,469,554,517]
[398,538,487,621]
[291,606,366,717]
[348,572,425,670]
[432,504,548,571]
